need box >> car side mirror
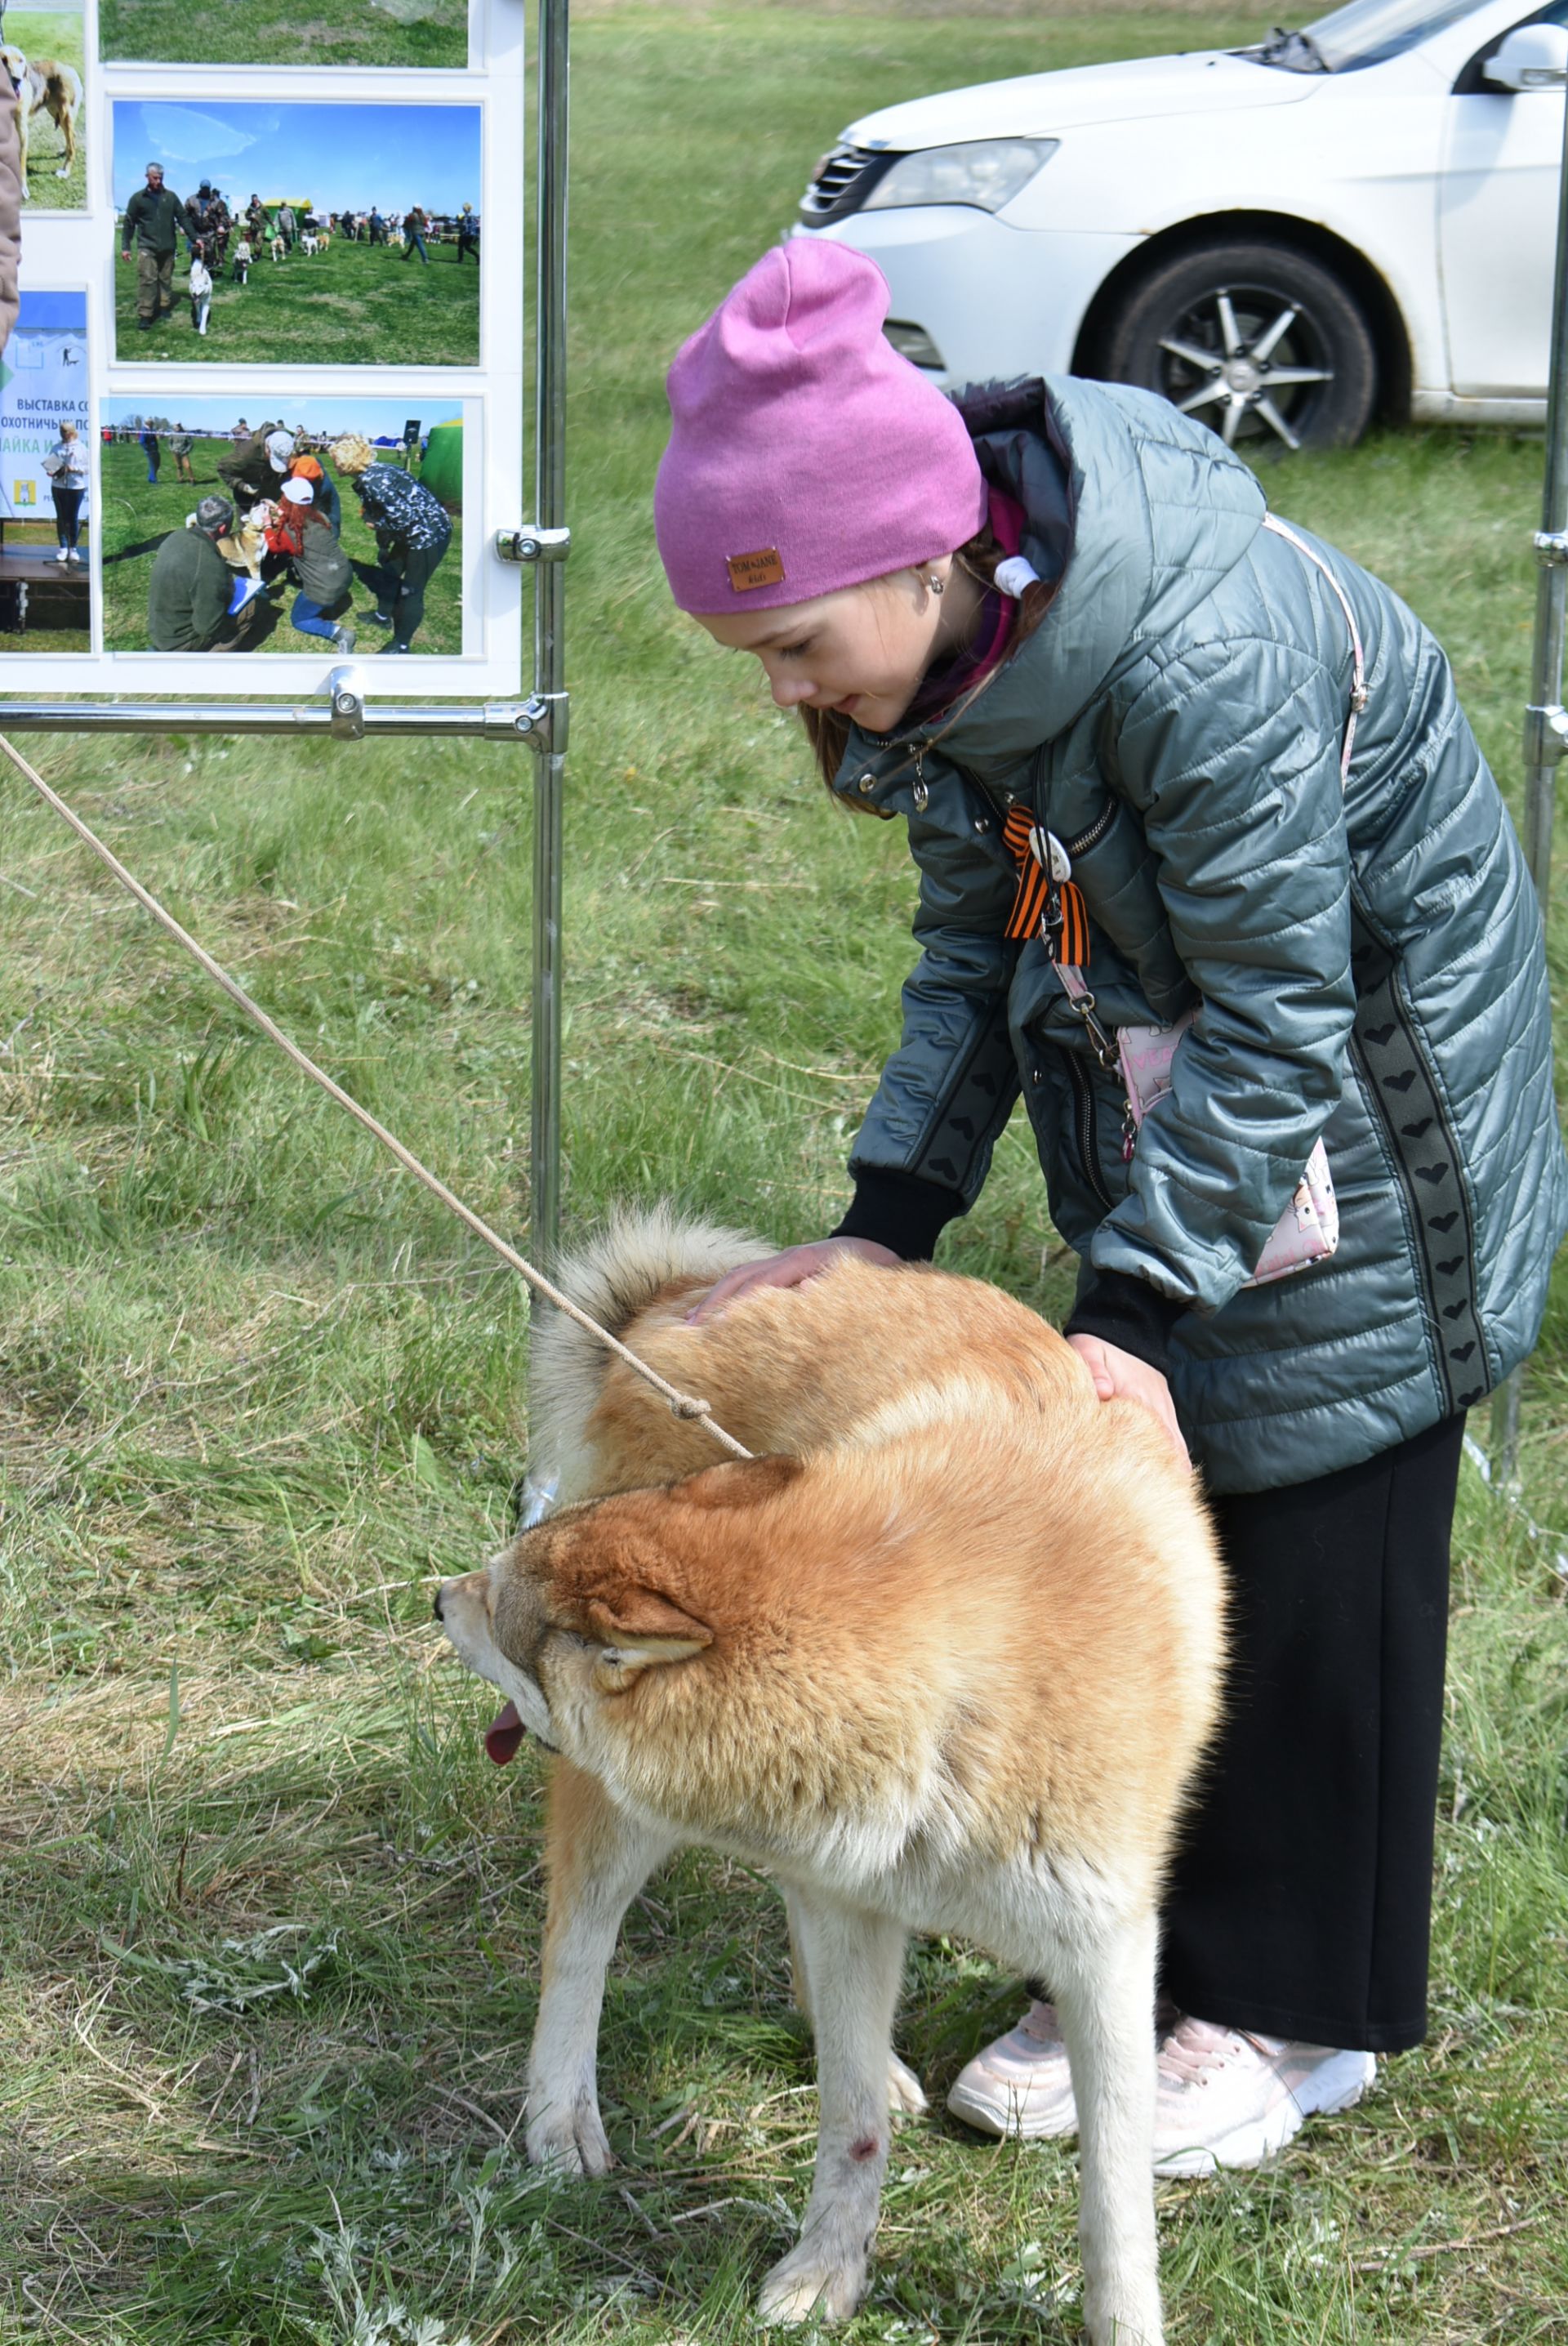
[1483,22,1568,90]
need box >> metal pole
[1492,63,1568,1485]
[530,0,569,1273]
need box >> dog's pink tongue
[485,1702,526,1765]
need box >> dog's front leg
[1054,1911,1165,2346]
[526,1759,677,2179]
[759,1895,906,2326]
[784,1886,925,2118]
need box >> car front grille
[799,142,898,224]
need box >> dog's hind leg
[759,1895,906,2325]
[1052,1909,1165,2346]
[525,1760,679,2178]
[784,1885,925,2118]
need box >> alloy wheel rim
[1154,283,1334,450]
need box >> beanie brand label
[727,546,785,592]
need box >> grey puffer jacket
[835,377,1568,1494]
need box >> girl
[655,240,1568,2174]
[42,420,88,566]
[263,476,355,653]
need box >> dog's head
[1,46,28,87]
[434,1453,801,1767]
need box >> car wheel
[1095,238,1379,452]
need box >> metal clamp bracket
[1533,530,1568,567]
[1523,702,1568,768]
[496,525,572,564]
[518,690,569,756]
[327,664,366,738]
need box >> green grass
[11,11,88,212]
[98,0,468,69]
[2,5,1566,2341]
[113,235,480,368]
[97,442,463,655]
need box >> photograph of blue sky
[111,101,481,214]
[103,396,466,436]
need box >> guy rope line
[1,734,754,1464]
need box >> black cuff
[832,1166,967,1263]
[1064,1269,1186,1380]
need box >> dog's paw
[887,2052,926,2118]
[757,2246,869,2326]
[524,2093,614,2179]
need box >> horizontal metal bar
[1534,529,1568,566]
[0,695,550,743]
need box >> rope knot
[668,1391,713,1421]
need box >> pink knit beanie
[655,240,987,615]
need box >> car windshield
[1245,0,1487,72]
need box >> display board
[2,0,523,694]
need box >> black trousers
[1157,1413,1463,2054]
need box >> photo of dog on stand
[100,394,465,655]
[2,0,87,211]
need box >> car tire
[1094,237,1379,453]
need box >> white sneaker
[947,1999,1076,2139]
[56,547,69,564]
[1152,2016,1375,2177]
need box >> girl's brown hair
[799,517,1055,796]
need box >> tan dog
[437,1211,1225,2346]
[189,497,275,581]
[1,50,81,191]
[269,235,286,263]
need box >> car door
[1439,2,1568,396]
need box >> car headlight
[860,138,1058,215]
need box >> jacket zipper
[1063,801,1116,861]
[1066,1050,1116,1213]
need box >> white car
[796,0,1568,448]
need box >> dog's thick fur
[2,51,81,190]
[438,1211,1225,2344]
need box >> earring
[927,570,945,597]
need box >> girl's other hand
[686,1236,902,1322]
[1067,1332,1190,1466]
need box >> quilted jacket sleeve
[1094,632,1356,1313]
[844,805,1024,1235]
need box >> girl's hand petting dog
[687,1236,900,1322]
[1068,1334,1189,1466]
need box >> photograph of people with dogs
[100,395,463,654]
[99,0,468,70]
[111,100,481,364]
[3,0,86,210]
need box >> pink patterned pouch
[1117,1010,1339,1288]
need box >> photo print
[5,0,87,211]
[1,290,91,649]
[99,0,468,72]
[100,395,466,657]
[111,101,483,365]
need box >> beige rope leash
[1,734,752,1463]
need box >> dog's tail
[526,1205,772,1501]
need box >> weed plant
[8,11,87,213]
[98,0,468,69]
[113,237,480,369]
[1,6,1565,2341]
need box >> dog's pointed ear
[586,1584,712,1692]
[675,1452,804,1512]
